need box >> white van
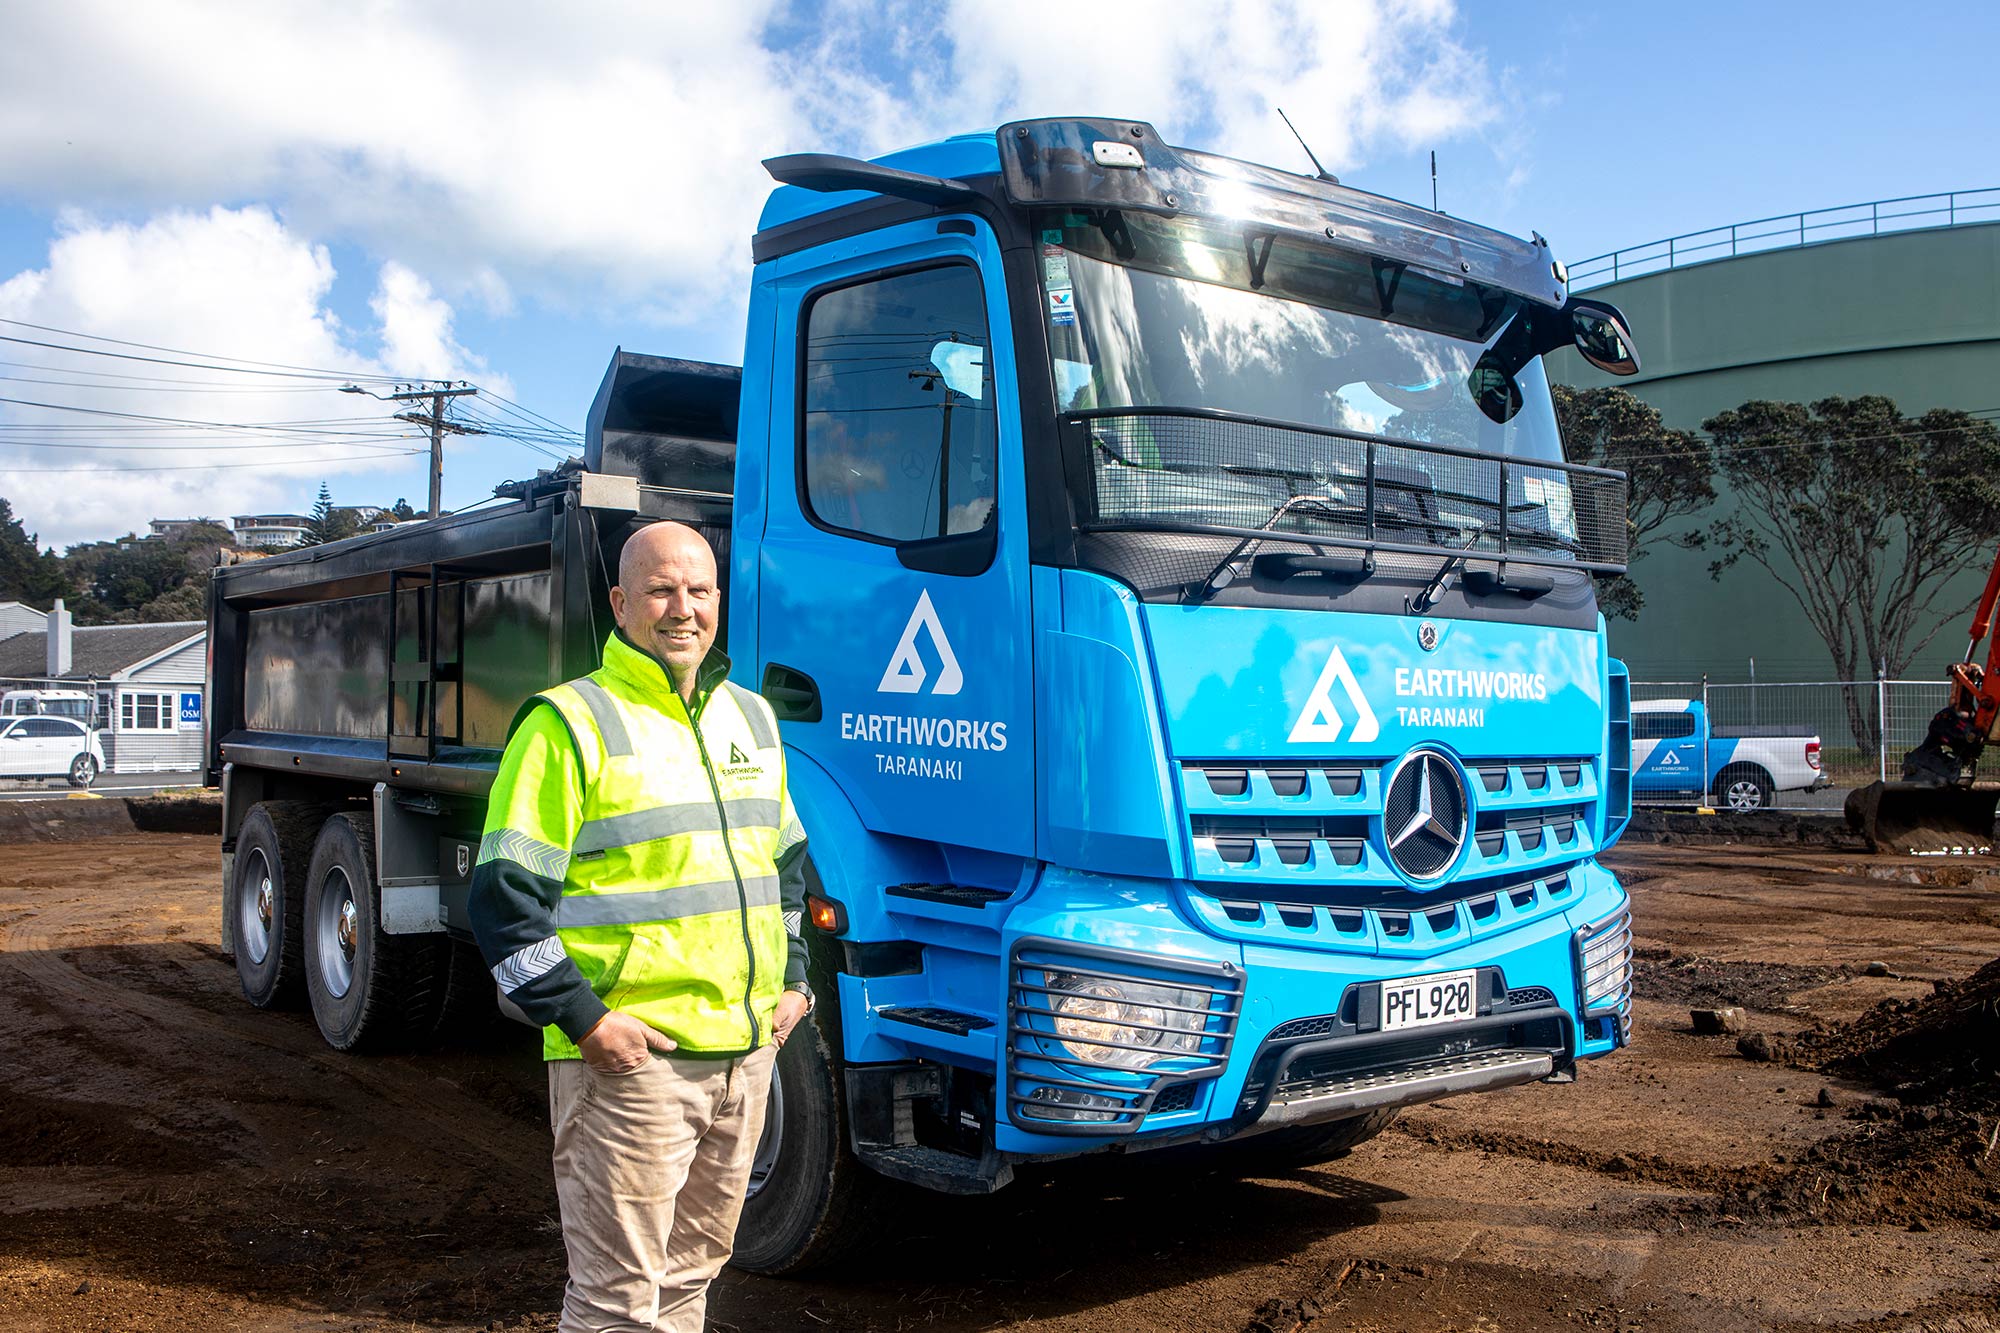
[0,689,97,729]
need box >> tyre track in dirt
[0,885,546,1190]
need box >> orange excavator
[1847,550,2000,853]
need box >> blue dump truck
[207,117,1641,1273]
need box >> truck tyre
[66,753,97,788]
[1715,764,1774,813]
[731,905,887,1274]
[1223,1108,1400,1170]
[430,937,500,1037]
[302,812,446,1051]
[228,801,327,1009]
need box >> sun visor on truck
[997,117,1565,308]
[585,350,742,495]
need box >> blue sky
[2,0,1997,547]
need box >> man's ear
[608,585,627,628]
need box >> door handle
[761,663,821,723]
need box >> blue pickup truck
[1631,699,1827,810]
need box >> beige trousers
[547,1045,776,1333]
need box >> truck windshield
[1038,208,1563,461]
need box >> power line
[1,436,415,451]
[0,316,403,382]
[7,449,427,474]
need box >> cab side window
[1633,712,1696,741]
[801,265,997,545]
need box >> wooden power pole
[386,385,482,519]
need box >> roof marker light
[1092,141,1146,169]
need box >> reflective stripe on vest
[500,638,790,1060]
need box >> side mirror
[1568,298,1640,376]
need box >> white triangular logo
[878,590,963,696]
[1659,750,1681,767]
[1288,648,1380,745]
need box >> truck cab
[721,119,1642,1266]
[207,116,1643,1275]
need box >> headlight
[1048,972,1210,1069]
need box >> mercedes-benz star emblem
[1418,620,1440,652]
[1383,750,1467,882]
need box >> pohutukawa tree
[1551,385,1715,620]
[1704,395,2000,754]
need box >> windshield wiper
[1407,525,1488,615]
[1184,495,1372,605]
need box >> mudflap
[1845,781,2000,855]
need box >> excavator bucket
[1845,782,2000,855]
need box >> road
[0,771,202,802]
[0,832,1995,1332]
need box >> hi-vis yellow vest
[500,634,801,1060]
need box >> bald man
[470,521,811,1333]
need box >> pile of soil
[1804,954,2000,1107]
[1631,947,1837,1013]
[1714,955,2000,1231]
[1623,808,1867,850]
[0,791,217,843]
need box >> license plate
[1380,968,1478,1032]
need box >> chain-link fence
[1629,679,1954,810]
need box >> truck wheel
[302,813,445,1051]
[731,924,886,1274]
[228,801,326,1009]
[1223,1108,1400,1170]
[1716,764,1774,813]
[66,754,97,788]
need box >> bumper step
[1253,1048,1555,1130]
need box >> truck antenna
[1431,150,1439,212]
[1276,108,1337,185]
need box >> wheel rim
[315,867,359,999]
[744,1055,786,1201]
[1727,780,1762,811]
[239,848,274,967]
[71,756,92,783]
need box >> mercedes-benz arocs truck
[207,116,1643,1273]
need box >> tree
[1552,385,1716,620]
[300,483,359,547]
[0,496,69,607]
[63,520,234,622]
[391,497,417,521]
[1705,395,2000,754]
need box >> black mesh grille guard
[1066,407,1629,577]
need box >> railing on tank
[1569,188,2000,289]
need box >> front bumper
[992,858,1630,1155]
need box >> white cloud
[0,1,1502,546]
[0,1,1498,322]
[0,208,491,548]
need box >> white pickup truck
[1631,699,1829,811]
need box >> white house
[0,607,207,773]
[231,514,310,549]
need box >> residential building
[232,514,311,549]
[0,606,207,774]
[0,601,46,640]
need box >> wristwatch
[786,981,816,1014]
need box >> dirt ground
[1,832,1997,1333]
